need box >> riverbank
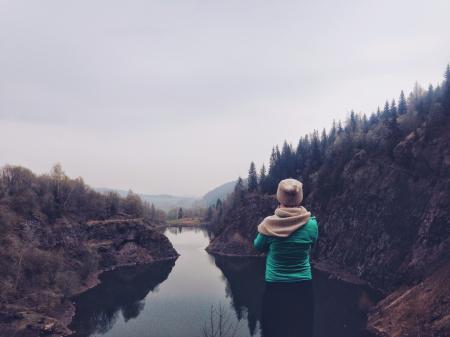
[0,219,179,337]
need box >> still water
[70,227,375,337]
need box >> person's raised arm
[254,233,270,252]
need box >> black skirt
[261,280,314,337]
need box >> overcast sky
[1,0,449,196]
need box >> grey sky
[1,0,449,196]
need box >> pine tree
[382,101,391,120]
[151,203,156,220]
[281,141,295,178]
[259,164,267,192]
[329,120,337,145]
[206,206,213,221]
[267,146,281,193]
[295,137,310,179]
[177,207,183,219]
[233,177,245,206]
[369,112,378,126]
[376,106,382,119]
[390,99,398,118]
[215,198,222,209]
[398,91,407,115]
[320,128,328,155]
[337,121,343,135]
[310,130,322,171]
[234,176,244,192]
[248,162,258,192]
[444,64,450,112]
[349,110,357,132]
[362,114,369,132]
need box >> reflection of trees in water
[166,225,215,239]
[213,257,377,337]
[312,269,377,337]
[69,260,175,337]
[202,304,240,337]
[213,256,266,336]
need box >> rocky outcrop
[85,219,178,268]
[0,218,178,337]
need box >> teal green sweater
[253,216,318,282]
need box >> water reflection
[69,260,175,337]
[312,269,378,337]
[69,227,376,337]
[215,257,377,337]
[213,256,265,335]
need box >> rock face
[85,219,178,268]
[309,118,450,291]
[0,218,178,337]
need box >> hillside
[207,67,450,337]
[0,166,178,337]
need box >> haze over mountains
[96,180,236,211]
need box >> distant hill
[95,188,198,211]
[201,180,236,206]
[96,179,238,211]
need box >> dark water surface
[70,227,376,337]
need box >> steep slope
[308,115,450,290]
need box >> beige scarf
[258,206,311,238]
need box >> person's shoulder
[257,232,270,239]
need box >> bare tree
[202,304,239,337]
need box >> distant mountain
[201,180,236,206]
[96,179,238,211]
[95,188,198,211]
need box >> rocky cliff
[309,115,450,291]
[0,218,178,337]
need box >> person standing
[254,178,318,337]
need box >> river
[69,227,376,337]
